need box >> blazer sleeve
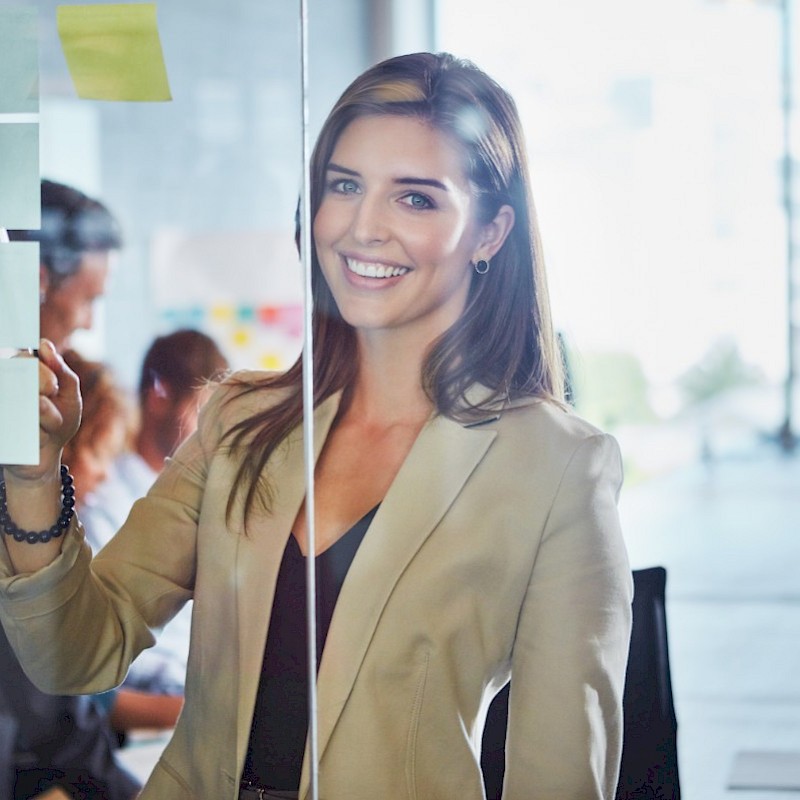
[0,380,232,696]
[504,432,633,800]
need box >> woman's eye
[401,192,434,210]
[329,178,359,194]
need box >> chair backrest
[481,566,680,800]
[615,566,680,799]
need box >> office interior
[2,0,799,797]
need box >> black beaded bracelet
[0,465,76,544]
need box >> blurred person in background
[8,179,122,353]
[61,351,135,502]
[61,352,184,738]
[81,329,229,695]
[0,221,138,800]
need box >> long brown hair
[224,52,563,523]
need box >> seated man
[0,625,140,800]
[8,178,122,353]
[2,188,136,800]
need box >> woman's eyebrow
[326,162,448,192]
[394,177,448,191]
[326,162,359,176]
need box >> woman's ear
[475,204,515,263]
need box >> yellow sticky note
[56,3,172,102]
[231,328,252,349]
[210,305,235,323]
[259,353,284,371]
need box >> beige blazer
[0,378,632,800]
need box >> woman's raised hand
[1,341,82,572]
[3,339,82,484]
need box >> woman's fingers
[38,339,82,442]
[2,343,80,482]
[39,353,59,399]
[39,393,65,435]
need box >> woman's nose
[351,195,388,245]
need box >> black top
[241,506,379,791]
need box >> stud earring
[474,259,490,275]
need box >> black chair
[481,566,680,800]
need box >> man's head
[8,179,123,351]
[138,329,229,465]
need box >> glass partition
[6,0,370,388]
[4,1,797,797]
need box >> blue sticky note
[0,242,39,349]
[0,357,39,466]
[0,124,40,229]
[0,7,39,113]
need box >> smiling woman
[0,52,632,800]
[313,114,514,342]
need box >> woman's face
[313,115,489,342]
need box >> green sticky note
[0,124,40,229]
[0,357,39,466]
[0,7,39,113]
[56,3,172,102]
[0,242,39,349]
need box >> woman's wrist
[0,464,74,573]
[2,452,65,486]
[0,465,75,544]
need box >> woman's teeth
[346,258,409,278]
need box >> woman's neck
[344,330,433,429]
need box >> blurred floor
[619,441,800,799]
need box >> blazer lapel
[301,413,497,793]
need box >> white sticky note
[0,6,39,113]
[0,242,39,348]
[0,124,40,229]
[0,357,39,466]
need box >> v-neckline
[289,504,380,558]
